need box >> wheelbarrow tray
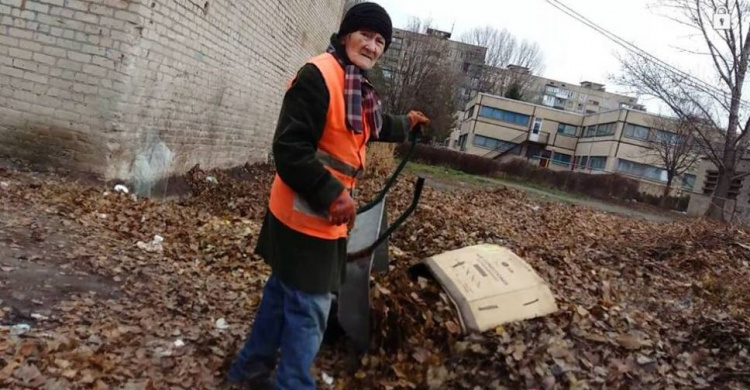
[325,130,424,353]
[333,196,389,352]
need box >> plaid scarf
[326,44,382,139]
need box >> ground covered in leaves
[0,162,748,389]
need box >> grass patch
[406,162,586,202]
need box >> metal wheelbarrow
[325,131,425,353]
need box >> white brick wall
[0,0,346,188]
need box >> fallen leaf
[13,363,44,387]
[0,361,20,380]
[444,321,460,334]
[616,334,646,350]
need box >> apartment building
[529,78,645,114]
[380,28,487,109]
[450,93,699,196]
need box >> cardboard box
[423,244,558,333]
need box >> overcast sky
[369,0,721,114]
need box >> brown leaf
[43,378,71,390]
[392,364,407,379]
[0,361,19,380]
[584,332,609,344]
[13,363,44,387]
[61,369,77,379]
[444,321,460,334]
[17,341,37,357]
[426,365,449,389]
[412,348,430,364]
[616,334,646,350]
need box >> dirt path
[0,207,120,328]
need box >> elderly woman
[227,2,429,389]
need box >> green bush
[636,193,690,211]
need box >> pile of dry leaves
[0,162,748,389]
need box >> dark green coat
[255,41,411,294]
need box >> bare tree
[615,1,750,220]
[460,26,545,98]
[380,17,462,143]
[642,117,702,208]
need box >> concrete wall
[0,0,344,191]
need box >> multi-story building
[380,28,487,109]
[482,66,645,114]
[449,93,699,196]
[530,77,645,114]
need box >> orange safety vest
[268,53,371,240]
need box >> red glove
[407,110,430,131]
[329,190,356,226]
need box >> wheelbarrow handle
[347,176,425,261]
[356,125,421,215]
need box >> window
[466,105,475,119]
[532,118,543,133]
[682,174,696,191]
[542,95,556,107]
[575,156,606,170]
[472,135,519,153]
[583,122,616,137]
[551,152,572,167]
[654,129,684,145]
[588,156,606,170]
[617,159,667,182]
[574,156,588,168]
[623,123,650,140]
[478,105,530,126]
[458,134,468,150]
[557,123,577,136]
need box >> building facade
[380,27,486,110]
[450,93,699,196]
[0,0,345,193]
[529,78,645,114]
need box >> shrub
[366,143,396,179]
[396,143,642,203]
[395,143,503,176]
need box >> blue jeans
[228,274,333,389]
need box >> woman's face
[342,29,386,70]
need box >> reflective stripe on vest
[316,150,363,180]
[268,53,370,240]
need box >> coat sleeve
[373,114,411,143]
[272,64,344,212]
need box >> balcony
[529,131,549,144]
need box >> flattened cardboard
[423,244,558,333]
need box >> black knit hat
[337,2,393,51]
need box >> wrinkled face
[341,29,386,70]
